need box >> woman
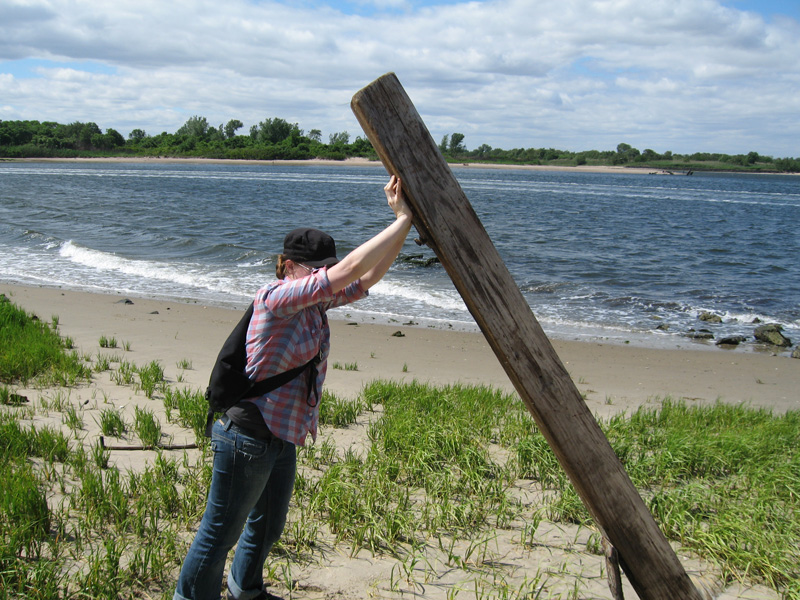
[174,175,413,600]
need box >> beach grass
[96,406,127,437]
[0,294,90,387]
[1,298,798,599]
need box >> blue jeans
[173,418,296,600]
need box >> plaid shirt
[243,267,367,446]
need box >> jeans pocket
[210,435,234,453]
[236,437,268,459]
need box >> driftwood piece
[99,436,198,451]
[603,536,625,600]
[351,72,703,600]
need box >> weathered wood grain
[351,72,703,600]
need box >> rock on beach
[754,324,792,347]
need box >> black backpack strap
[204,354,320,438]
[248,357,316,397]
[204,407,216,438]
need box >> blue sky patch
[721,0,800,20]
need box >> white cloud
[0,0,798,155]
[616,77,680,94]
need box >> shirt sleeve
[258,269,335,318]
[325,276,369,310]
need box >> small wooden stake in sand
[351,72,704,600]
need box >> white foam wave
[59,241,238,293]
[3,165,383,187]
[369,279,467,312]
[688,307,799,330]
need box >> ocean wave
[369,279,467,312]
[58,240,257,297]
[1,165,384,187]
[686,307,799,331]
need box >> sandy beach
[5,283,797,418]
[3,282,797,599]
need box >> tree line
[0,117,371,162]
[1,116,798,173]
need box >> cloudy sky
[1,0,798,157]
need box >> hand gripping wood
[351,72,704,600]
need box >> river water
[1,161,798,352]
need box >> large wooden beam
[352,72,703,600]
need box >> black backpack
[204,302,316,436]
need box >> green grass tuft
[0,299,90,385]
[1,301,797,599]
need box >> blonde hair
[276,254,288,279]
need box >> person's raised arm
[326,176,413,293]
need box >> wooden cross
[351,72,703,600]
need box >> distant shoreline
[9,155,663,175]
[11,155,795,175]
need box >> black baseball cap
[283,228,339,268]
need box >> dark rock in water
[686,329,714,340]
[754,324,792,347]
[399,253,440,267]
[792,346,800,359]
[655,323,670,331]
[716,335,746,346]
[149,311,159,315]
[699,311,722,323]
[751,317,762,324]
[116,298,134,305]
